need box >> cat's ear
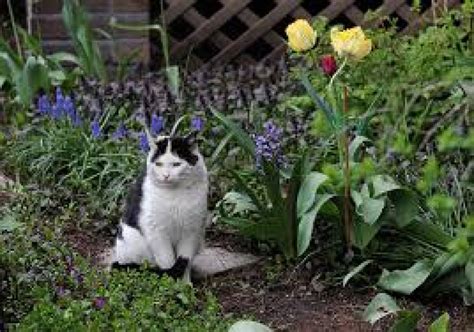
[184,131,198,149]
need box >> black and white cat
[108,127,208,284]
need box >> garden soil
[66,227,474,332]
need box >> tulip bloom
[320,55,338,76]
[330,26,372,60]
[285,19,317,52]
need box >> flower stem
[342,85,353,256]
[6,0,22,62]
[329,57,347,89]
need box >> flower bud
[320,55,337,76]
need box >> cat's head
[146,132,203,185]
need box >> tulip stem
[329,57,347,88]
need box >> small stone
[310,274,326,293]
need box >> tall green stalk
[6,0,22,61]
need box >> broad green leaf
[48,70,66,83]
[363,293,401,325]
[378,261,433,295]
[372,175,400,197]
[343,260,373,287]
[352,188,385,225]
[228,170,265,213]
[17,56,50,105]
[297,172,328,217]
[229,320,273,332]
[48,52,81,66]
[389,310,421,332]
[352,214,385,249]
[349,135,370,161]
[428,313,450,332]
[210,108,255,155]
[165,66,180,97]
[0,214,21,232]
[389,190,418,227]
[297,193,334,256]
[222,191,257,214]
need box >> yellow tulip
[285,19,317,52]
[330,26,372,60]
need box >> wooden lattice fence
[155,0,462,68]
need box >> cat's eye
[172,162,182,167]
[155,162,163,167]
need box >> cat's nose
[163,174,170,180]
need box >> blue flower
[55,87,66,117]
[51,104,62,119]
[93,297,107,310]
[138,131,150,152]
[37,94,51,115]
[90,120,101,139]
[254,120,286,169]
[113,123,128,140]
[191,116,204,131]
[151,113,164,135]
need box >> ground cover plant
[1,1,473,331]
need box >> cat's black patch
[122,167,147,231]
[111,256,189,279]
[151,138,168,162]
[171,136,198,166]
[117,224,124,239]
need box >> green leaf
[352,187,385,225]
[221,191,257,214]
[229,320,273,332]
[465,255,474,295]
[389,310,421,332]
[300,72,337,130]
[0,214,21,232]
[349,136,370,161]
[352,214,385,249]
[297,172,328,217]
[165,66,180,97]
[372,175,400,198]
[297,193,334,256]
[378,261,433,295]
[48,52,81,66]
[343,260,373,287]
[210,108,255,155]
[428,313,450,332]
[389,190,419,227]
[363,293,401,325]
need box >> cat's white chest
[140,180,207,242]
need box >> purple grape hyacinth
[37,94,52,115]
[90,120,101,139]
[191,116,204,132]
[254,120,286,169]
[93,297,107,310]
[138,131,150,152]
[113,122,128,140]
[151,113,164,135]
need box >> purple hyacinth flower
[55,87,66,117]
[64,96,75,118]
[191,116,204,132]
[151,114,164,135]
[254,120,286,170]
[93,297,107,310]
[37,94,52,115]
[50,104,61,120]
[138,131,150,152]
[113,123,128,140]
[90,120,101,139]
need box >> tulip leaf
[377,260,433,295]
[371,175,400,198]
[389,310,421,332]
[297,193,334,256]
[349,135,370,161]
[363,293,401,325]
[297,172,328,217]
[343,260,373,287]
[428,313,450,332]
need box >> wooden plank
[343,5,365,25]
[237,8,283,48]
[291,7,312,20]
[320,0,356,20]
[171,0,251,58]
[402,0,461,34]
[163,0,196,24]
[209,0,301,65]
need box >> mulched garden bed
[65,225,474,332]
